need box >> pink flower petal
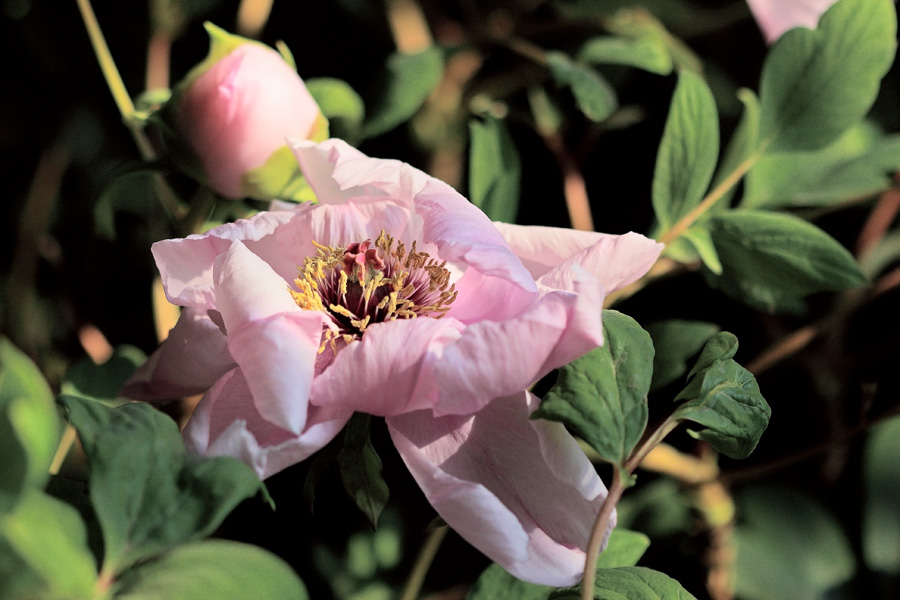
[537,232,663,295]
[433,274,604,416]
[387,391,611,587]
[290,138,429,206]
[213,242,326,433]
[185,368,351,479]
[274,199,413,268]
[310,317,464,417]
[153,209,296,309]
[416,180,537,298]
[746,0,837,43]
[122,307,235,401]
[494,223,663,294]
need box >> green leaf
[240,144,318,202]
[681,225,721,275]
[115,540,308,600]
[685,331,738,378]
[862,415,900,574]
[601,7,702,73]
[337,413,389,529]
[743,122,900,208]
[652,69,719,230]
[60,396,262,572]
[0,489,97,600]
[533,310,653,470]
[708,210,867,312]
[595,528,651,569]
[645,320,720,392]
[0,536,49,600]
[546,52,618,122]
[671,333,770,459]
[615,478,693,538]
[363,47,444,138]
[712,88,760,208]
[549,566,697,599]
[94,169,168,240]
[734,486,856,600]
[305,77,365,144]
[758,0,897,152]
[61,345,147,405]
[468,116,521,223]
[466,529,649,600]
[0,337,60,515]
[466,562,552,600]
[577,35,672,75]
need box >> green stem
[625,417,681,474]
[75,0,134,120]
[580,416,682,600]
[399,525,448,600]
[580,469,625,600]
[659,147,765,247]
[76,0,189,222]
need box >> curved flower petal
[185,368,351,479]
[153,209,297,308]
[213,242,326,433]
[537,231,663,295]
[387,391,611,587]
[433,271,604,416]
[494,223,663,295]
[416,181,537,296]
[121,307,235,401]
[273,199,413,268]
[310,317,464,417]
[290,138,429,206]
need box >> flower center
[291,231,457,353]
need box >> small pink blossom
[746,0,839,43]
[173,23,325,198]
[124,139,663,585]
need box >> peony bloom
[168,23,327,199]
[745,0,838,43]
[124,139,663,585]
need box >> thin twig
[856,184,900,256]
[399,525,449,600]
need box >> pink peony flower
[745,0,839,43]
[172,23,327,199]
[124,139,663,585]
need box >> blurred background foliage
[3,0,900,598]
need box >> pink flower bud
[746,0,839,43]
[174,23,326,199]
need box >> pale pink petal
[213,242,326,433]
[290,138,429,206]
[494,224,663,294]
[448,267,536,323]
[746,0,837,43]
[416,180,537,296]
[537,231,663,295]
[433,275,603,416]
[153,209,296,308]
[274,199,413,268]
[387,391,611,587]
[310,317,464,417]
[121,307,235,401]
[185,368,351,479]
